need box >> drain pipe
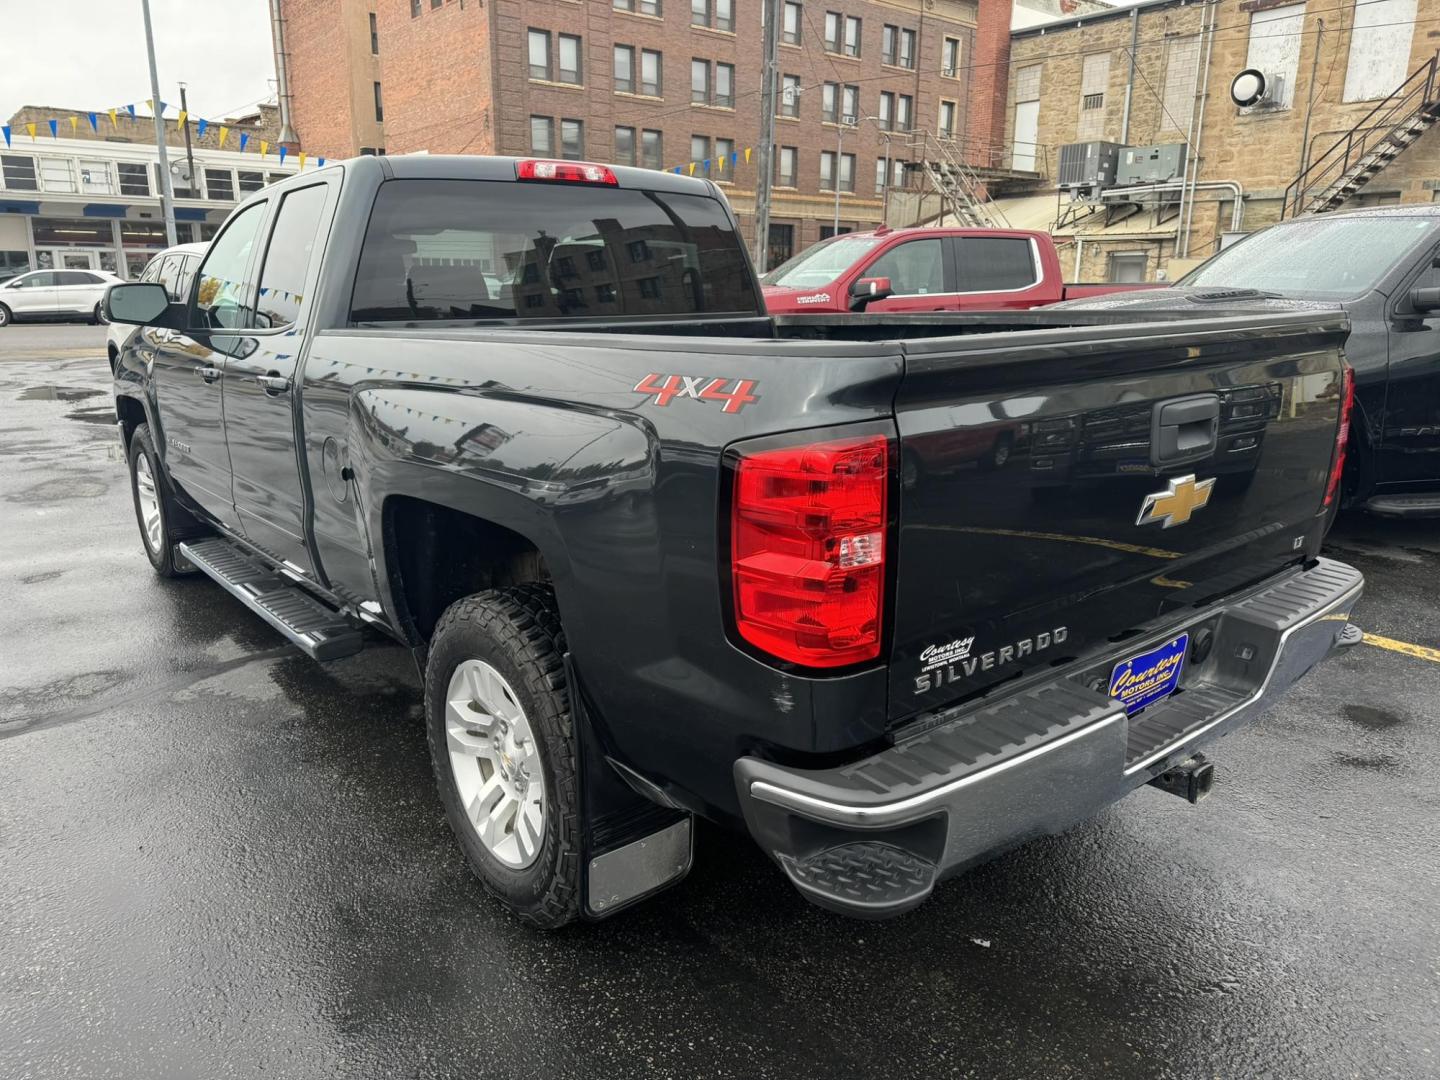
[268,0,299,146]
[1180,0,1219,257]
[1103,180,1245,232]
[1120,7,1140,144]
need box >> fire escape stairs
[1285,52,1440,218]
[916,132,1010,229]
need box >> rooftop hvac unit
[1057,141,1125,192]
[1115,143,1188,186]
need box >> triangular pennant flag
[26,122,36,140]
[716,156,724,174]
[87,112,98,132]
[687,162,696,176]
[197,119,208,138]
[69,116,79,135]
[730,150,738,165]
[277,145,287,164]
[1,127,9,148]
[145,99,153,113]
[260,140,269,157]
[672,166,681,174]
[259,287,269,297]
[47,119,57,138]
[126,104,136,120]
[218,125,229,148]
[744,147,752,163]
[297,151,306,169]
[158,100,167,113]
[108,109,118,129]
[703,158,711,173]
[175,110,188,131]
[238,132,249,152]
[316,157,326,168]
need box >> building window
[614,125,637,165]
[942,36,960,78]
[1,154,38,191]
[615,45,635,92]
[822,82,837,122]
[824,12,860,56]
[1160,36,1200,135]
[641,128,663,169]
[411,0,420,16]
[39,158,76,193]
[1244,3,1303,109]
[896,94,913,132]
[898,27,915,69]
[691,135,711,165]
[1108,253,1148,283]
[692,0,734,32]
[939,101,957,138]
[768,223,794,268]
[882,25,914,69]
[777,145,797,187]
[529,29,550,79]
[715,137,734,177]
[641,49,663,95]
[373,81,384,122]
[531,115,555,154]
[77,159,114,195]
[875,157,887,192]
[780,73,801,117]
[692,59,710,104]
[692,60,734,106]
[530,30,580,83]
[629,239,652,263]
[819,150,854,192]
[716,63,734,107]
[431,0,441,7]
[204,167,235,201]
[237,170,264,194]
[1344,0,1416,102]
[782,1,801,44]
[1077,52,1110,138]
[841,85,858,124]
[370,12,379,53]
[819,225,852,239]
[616,0,662,15]
[560,119,584,159]
[116,161,149,196]
[558,34,582,84]
[878,91,893,129]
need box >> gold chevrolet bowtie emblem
[1136,474,1215,529]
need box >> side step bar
[1364,493,1440,519]
[177,538,364,660]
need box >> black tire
[979,432,1015,472]
[425,584,581,929]
[127,423,190,577]
[0,303,11,327]
[91,301,105,325]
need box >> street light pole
[753,0,782,272]
[833,124,843,233]
[141,0,178,247]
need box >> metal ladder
[914,131,1010,229]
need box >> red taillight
[1323,366,1356,509]
[730,434,889,668]
[515,159,618,185]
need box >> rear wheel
[91,301,105,325]
[424,584,581,929]
[0,303,11,327]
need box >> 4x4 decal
[633,374,759,414]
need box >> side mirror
[849,276,893,307]
[103,282,176,327]
[1408,286,1440,314]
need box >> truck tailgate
[889,309,1350,723]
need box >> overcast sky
[1,0,276,123]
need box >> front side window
[761,233,888,289]
[349,179,758,322]
[255,184,327,328]
[864,238,944,295]
[192,201,267,329]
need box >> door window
[155,255,184,299]
[254,184,328,329]
[56,271,103,285]
[191,202,267,330]
[955,237,1037,291]
[11,272,56,288]
[863,239,944,295]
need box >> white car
[106,243,208,369]
[0,268,124,327]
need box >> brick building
[277,0,1015,265]
[996,0,1440,282]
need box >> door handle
[197,366,222,384]
[254,373,291,396]
[1151,394,1220,467]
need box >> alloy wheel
[134,453,164,554]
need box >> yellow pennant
[108,108,118,129]
[69,115,79,135]
[717,155,725,173]
[218,125,229,148]
[25,122,35,140]
[744,146,752,163]
[298,152,307,169]
[145,99,153,114]
[688,162,696,176]
[175,110,188,131]
[260,140,269,157]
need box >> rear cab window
[955,236,1037,292]
[349,179,759,323]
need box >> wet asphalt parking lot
[1,324,1437,1079]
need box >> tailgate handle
[1151,394,1219,467]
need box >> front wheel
[91,301,105,325]
[127,423,189,577]
[0,303,11,327]
[424,584,582,929]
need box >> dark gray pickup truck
[105,154,1363,926]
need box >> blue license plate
[1109,634,1188,715]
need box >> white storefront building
[0,135,298,280]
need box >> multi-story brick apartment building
[996,0,1440,282]
[277,0,1015,266]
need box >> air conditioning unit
[1115,143,1188,185]
[1057,141,1125,192]
[1230,68,1286,110]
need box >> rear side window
[956,237,1037,292]
[255,184,328,328]
[349,178,759,323]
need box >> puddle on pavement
[65,407,117,426]
[17,386,104,402]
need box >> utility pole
[832,123,844,232]
[179,83,197,200]
[753,0,782,272]
[141,0,178,247]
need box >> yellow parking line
[1362,632,1440,664]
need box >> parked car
[105,155,1362,927]
[107,243,208,374]
[1056,205,1440,518]
[0,267,123,326]
[760,227,1157,314]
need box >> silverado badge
[1136,474,1215,529]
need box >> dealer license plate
[1108,634,1188,715]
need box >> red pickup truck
[762,226,1152,314]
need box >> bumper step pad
[178,538,363,661]
[781,842,937,918]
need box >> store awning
[0,200,41,215]
[82,204,128,218]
